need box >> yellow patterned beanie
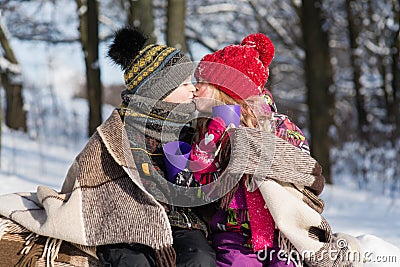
[108,27,193,102]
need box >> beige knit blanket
[0,110,175,265]
[229,127,364,267]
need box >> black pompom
[108,27,148,70]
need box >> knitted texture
[227,127,324,195]
[0,216,100,267]
[122,46,193,100]
[189,116,226,182]
[108,28,193,101]
[227,127,363,266]
[195,33,274,100]
[0,111,177,267]
[120,95,208,235]
[122,94,196,146]
[244,187,275,251]
[246,111,311,252]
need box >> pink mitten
[189,117,226,184]
[198,116,226,151]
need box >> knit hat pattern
[195,33,275,100]
[108,27,193,101]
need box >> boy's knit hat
[195,33,274,100]
[108,27,193,101]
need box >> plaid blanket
[0,217,100,267]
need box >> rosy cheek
[203,88,211,97]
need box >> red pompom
[241,33,275,68]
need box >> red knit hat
[195,33,274,100]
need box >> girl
[191,33,310,266]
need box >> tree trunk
[128,0,156,43]
[391,2,400,139]
[345,0,368,139]
[76,0,102,136]
[166,0,187,52]
[0,21,27,132]
[301,0,333,184]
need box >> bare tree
[167,0,187,51]
[390,0,400,139]
[127,0,156,43]
[301,0,334,183]
[76,0,102,136]
[0,19,27,132]
[345,0,368,139]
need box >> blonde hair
[194,84,258,142]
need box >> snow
[322,185,400,246]
[0,97,115,194]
